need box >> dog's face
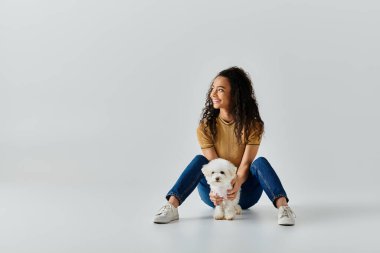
[201,158,237,186]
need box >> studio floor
[0,182,379,253]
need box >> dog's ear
[227,165,238,178]
[201,165,212,177]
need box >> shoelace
[156,204,172,216]
[280,207,296,219]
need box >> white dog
[201,158,242,220]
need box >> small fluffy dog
[201,158,242,220]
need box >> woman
[153,66,296,225]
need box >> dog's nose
[215,177,220,181]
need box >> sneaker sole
[153,216,179,224]
[278,220,295,226]
[279,223,295,226]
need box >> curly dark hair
[199,66,264,145]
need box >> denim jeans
[166,154,289,209]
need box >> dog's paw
[214,206,224,220]
[235,205,242,215]
[224,208,236,220]
[224,213,235,220]
[214,212,225,220]
[214,210,224,220]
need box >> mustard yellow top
[196,115,261,167]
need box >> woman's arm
[237,144,260,183]
[200,147,218,161]
[227,144,260,200]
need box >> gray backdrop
[1,0,379,252]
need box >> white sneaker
[278,206,296,226]
[153,202,179,224]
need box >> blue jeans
[166,155,289,209]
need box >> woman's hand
[227,175,243,200]
[209,192,223,206]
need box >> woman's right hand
[209,192,223,206]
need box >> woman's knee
[254,156,269,165]
[194,154,208,162]
[251,156,270,169]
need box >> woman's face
[210,76,232,111]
